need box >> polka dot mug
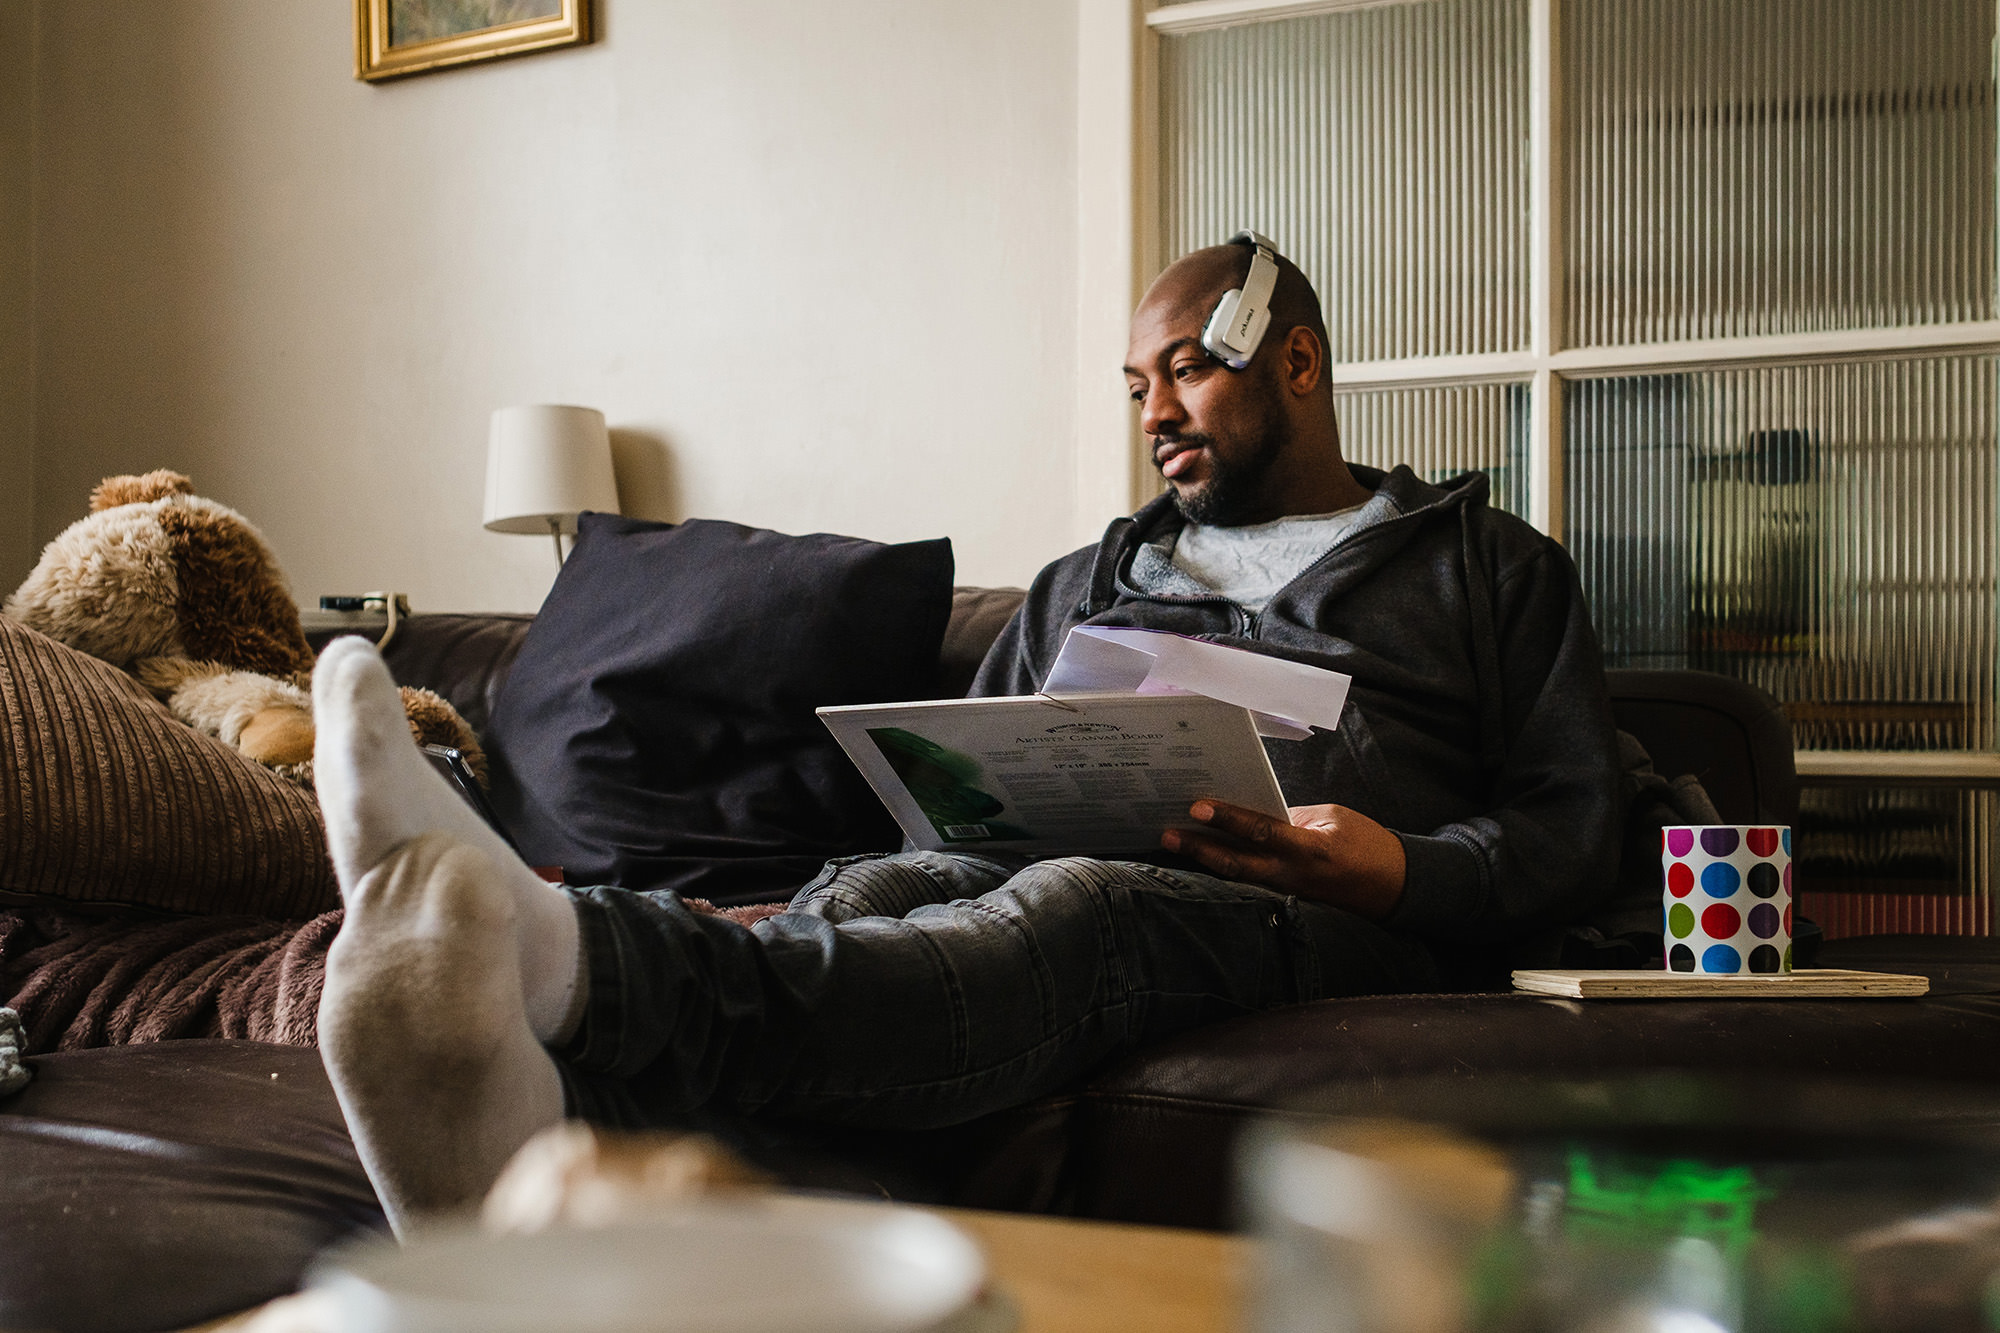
[1662,825,1792,975]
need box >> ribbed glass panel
[1160,0,1529,362]
[1796,787,1996,939]
[1566,0,1998,345]
[1335,382,1530,516]
[1565,355,1998,754]
[1568,355,1998,930]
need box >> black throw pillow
[483,514,954,905]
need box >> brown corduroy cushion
[0,613,338,918]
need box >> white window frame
[1076,0,2000,782]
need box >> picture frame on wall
[354,0,591,83]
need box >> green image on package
[865,727,1032,843]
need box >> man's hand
[1160,800,1407,921]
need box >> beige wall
[0,2,31,585]
[23,1,1083,611]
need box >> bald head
[1135,242,1333,386]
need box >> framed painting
[355,0,591,83]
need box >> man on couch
[309,235,1624,1232]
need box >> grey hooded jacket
[970,464,1624,983]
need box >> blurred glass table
[184,1205,1250,1333]
[1244,1073,2000,1333]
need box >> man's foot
[312,636,580,1041]
[319,833,566,1234]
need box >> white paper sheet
[1041,626,1350,739]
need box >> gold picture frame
[355,0,591,83]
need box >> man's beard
[1163,407,1290,526]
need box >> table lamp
[483,404,622,567]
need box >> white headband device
[1199,229,1281,370]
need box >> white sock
[313,636,582,1043]
[318,833,566,1234]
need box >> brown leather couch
[6,591,2000,1333]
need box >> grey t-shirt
[1129,497,1386,613]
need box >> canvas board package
[818,692,1290,856]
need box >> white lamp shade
[483,404,622,535]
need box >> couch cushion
[483,516,955,905]
[0,613,339,919]
[1815,933,2000,995]
[0,1040,384,1333]
[937,587,1026,698]
[1606,668,1797,825]
[1062,937,2000,1229]
[354,591,1024,741]
[374,611,535,739]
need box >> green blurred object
[1562,1152,1766,1263]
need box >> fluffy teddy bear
[4,470,480,787]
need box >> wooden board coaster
[1510,968,1930,999]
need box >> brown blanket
[0,906,339,1050]
[0,898,786,1054]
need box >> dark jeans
[555,852,1439,1131]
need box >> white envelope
[1041,626,1351,740]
